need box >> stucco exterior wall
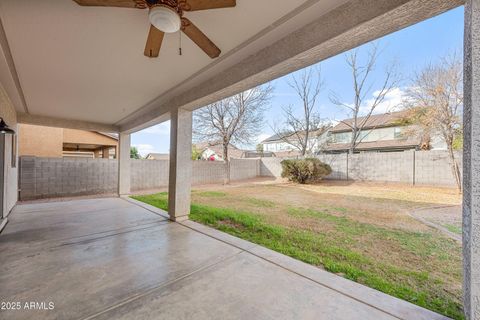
[463,1,479,318]
[63,128,117,146]
[19,124,63,157]
[18,125,118,158]
[0,83,18,218]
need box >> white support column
[168,108,192,222]
[464,1,480,319]
[0,134,4,219]
[118,133,131,196]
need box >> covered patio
[0,0,479,319]
[0,197,446,320]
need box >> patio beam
[118,133,131,196]
[168,108,192,222]
[464,1,480,319]
[18,113,120,133]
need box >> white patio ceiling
[0,0,462,133]
[0,0,347,130]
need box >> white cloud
[133,144,157,157]
[141,122,170,135]
[361,87,405,115]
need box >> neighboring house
[195,142,245,161]
[323,111,446,153]
[19,124,118,159]
[145,153,170,160]
[261,128,330,156]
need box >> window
[334,132,350,143]
[359,130,370,141]
[394,127,403,139]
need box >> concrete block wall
[131,159,260,191]
[130,159,169,191]
[191,161,226,185]
[19,156,118,200]
[260,150,463,187]
[19,156,260,200]
[20,152,461,200]
[230,159,260,181]
[260,158,283,177]
[348,151,414,183]
[317,153,348,180]
[19,157,263,200]
[415,151,463,186]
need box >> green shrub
[281,158,332,184]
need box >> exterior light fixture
[0,118,15,135]
[148,5,181,33]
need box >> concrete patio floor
[0,197,449,320]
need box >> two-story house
[323,111,445,153]
[261,128,330,157]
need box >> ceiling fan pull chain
[179,30,183,56]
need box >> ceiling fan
[72,0,236,58]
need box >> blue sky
[132,6,464,156]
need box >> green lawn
[444,224,462,235]
[132,188,463,320]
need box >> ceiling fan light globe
[148,5,181,33]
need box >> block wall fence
[19,151,461,200]
[260,150,463,187]
[19,157,260,200]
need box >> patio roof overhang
[0,0,463,134]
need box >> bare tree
[330,43,400,154]
[403,54,463,192]
[193,84,273,182]
[273,67,330,156]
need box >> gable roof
[195,141,245,159]
[261,127,330,144]
[98,132,118,140]
[331,110,409,133]
[146,153,169,160]
[324,136,421,152]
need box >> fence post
[346,153,349,181]
[412,150,416,186]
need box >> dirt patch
[217,219,246,230]
[296,181,461,206]
[193,181,461,232]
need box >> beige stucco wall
[18,126,118,158]
[63,129,117,146]
[0,83,18,217]
[18,124,63,157]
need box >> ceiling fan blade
[72,0,147,9]
[144,25,165,58]
[183,0,236,11]
[181,18,221,59]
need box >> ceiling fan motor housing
[148,3,181,33]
